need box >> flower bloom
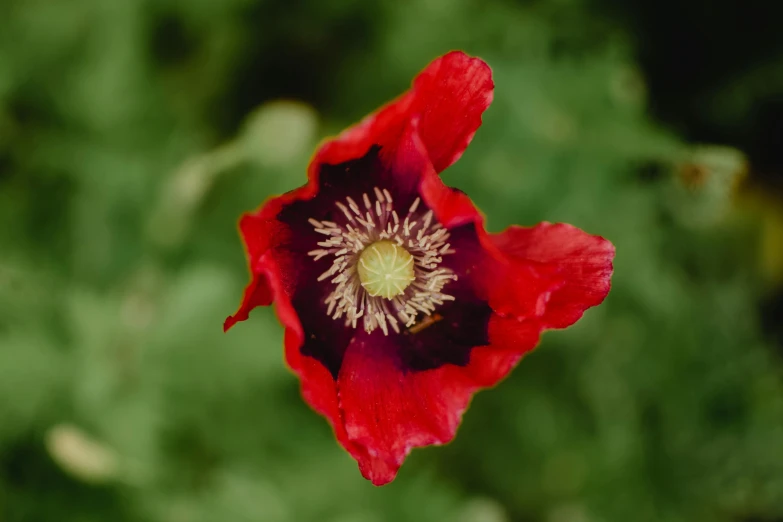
[225,51,615,485]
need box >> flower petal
[491,223,615,328]
[411,50,494,172]
[337,316,542,485]
[224,214,290,332]
[413,127,567,323]
[311,51,493,178]
[228,229,374,470]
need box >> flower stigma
[358,240,416,299]
[307,187,457,336]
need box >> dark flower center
[307,187,457,335]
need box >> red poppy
[225,51,615,485]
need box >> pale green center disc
[357,240,416,299]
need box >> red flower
[225,51,615,485]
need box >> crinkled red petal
[309,50,493,180]
[414,122,567,321]
[224,213,291,332]
[233,237,372,468]
[338,316,543,486]
[411,50,494,172]
[479,255,567,322]
[491,223,615,328]
[418,146,610,326]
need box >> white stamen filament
[307,187,457,335]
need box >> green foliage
[1,0,780,521]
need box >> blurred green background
[2,0,783,521]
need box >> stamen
[347,197,361,216]
[306,187,456,335]
[335,201,354,222]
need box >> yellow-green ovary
[357,240,416,299]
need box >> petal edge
[492,223,615,329]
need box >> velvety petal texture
[491,223,615,328]
[225,51,614,486]
[311,51,493,176]
[223,216,288,331]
